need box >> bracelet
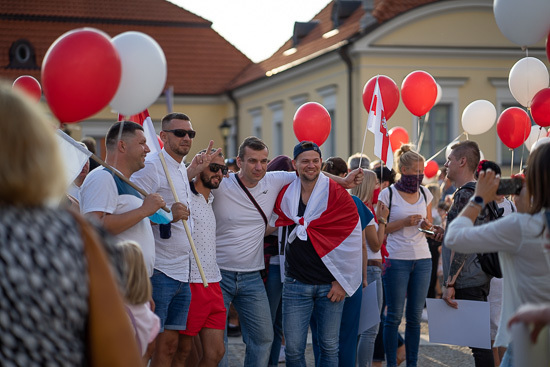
[377,217,387,225]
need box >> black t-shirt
[285,197,335,285]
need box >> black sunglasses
[163,129,196,138]
[209,163,228,175]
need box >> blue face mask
[149,208,173,225]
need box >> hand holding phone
[496,177,523,196]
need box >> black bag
[476,252,502,278]
[457,182,503,279]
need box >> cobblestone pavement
[226,318,475,366]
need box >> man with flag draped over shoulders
[270,141,363,367]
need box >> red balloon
[12,75,42,102]
[389,126,409,151]
[424,160,439,179]
[41,28,121,123]
[401,70,438,117]
[362,75,400,120]
[293,102,331,146]
[530,88,550,128]
[496,107,531,149]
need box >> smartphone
[418,228,435,236]
[496,177,523,196]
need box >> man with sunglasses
[213,137,364,367]
[132,113,220,367]
[173,150,228,367]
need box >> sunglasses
[163,129,196,138]
[209,163,228,175]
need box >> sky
[169,0,332,62]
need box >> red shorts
[180,282,226,336]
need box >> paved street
[226,316,475,366]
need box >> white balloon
[110,32,167,116]
[494,0,550,46]
[524,125,548,151]
[434,83,442,105]
[531,137,550,152]
[508,57,549,107]
[461,100,497,135]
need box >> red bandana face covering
[372,187,380,204]
[394,174,424,193]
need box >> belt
[367,260,383,269]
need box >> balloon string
[510,149,514,175]
[358,117,369,170]
[426,132,465,163]
[417,114,428,152]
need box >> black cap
[293,141,322,160]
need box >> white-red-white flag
[366,78,393,170]
[270,174,363,296]
[118,109,162,157]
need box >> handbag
[71,211,143,366]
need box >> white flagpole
[142,118,208,287]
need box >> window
[8,39,38,69]
[249,107,263,139]
[419,104,452,164]
[317,85,337,157]
[269,101,284,156]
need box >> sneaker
[278,345,285,363]
[227,324,241,337]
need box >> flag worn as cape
[270,174,362,296]
[366,77,394,170]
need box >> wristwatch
[469,195,484,208]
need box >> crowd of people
[1,79,550,367]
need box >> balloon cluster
[41,28,167,123]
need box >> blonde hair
[426,183,441,205]
[394,144,424,174]
[118,241,152,305]
[350,169,377,204]
[0,81,66,205]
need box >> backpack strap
[387,184,427,223]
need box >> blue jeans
[266,264,284,367]
[283,276,344,367]
[383,258,431,367]
[150,269,191,332]
[311,286,361,367]
[357,265,383,367]
[219,270,274,367]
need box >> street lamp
[218,119,231,157]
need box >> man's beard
[201,173,221,189]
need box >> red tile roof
[228,0,439,89]
[1,0,253,95]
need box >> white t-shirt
[378,185,433,260]
[131,150,192,282]
[446,212,550,348]
[188,182,221,283]
[213,171,296,272]
[366,215,382,261]
[80,168,156,276]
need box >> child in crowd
[119,240,161,361]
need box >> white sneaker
[278,345,285,363]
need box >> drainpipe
[226,90,239,157]
[339,44,353,157]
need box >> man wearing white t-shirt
[132,113,219,367]
[80,121,179,277]
[213,137,364,367]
